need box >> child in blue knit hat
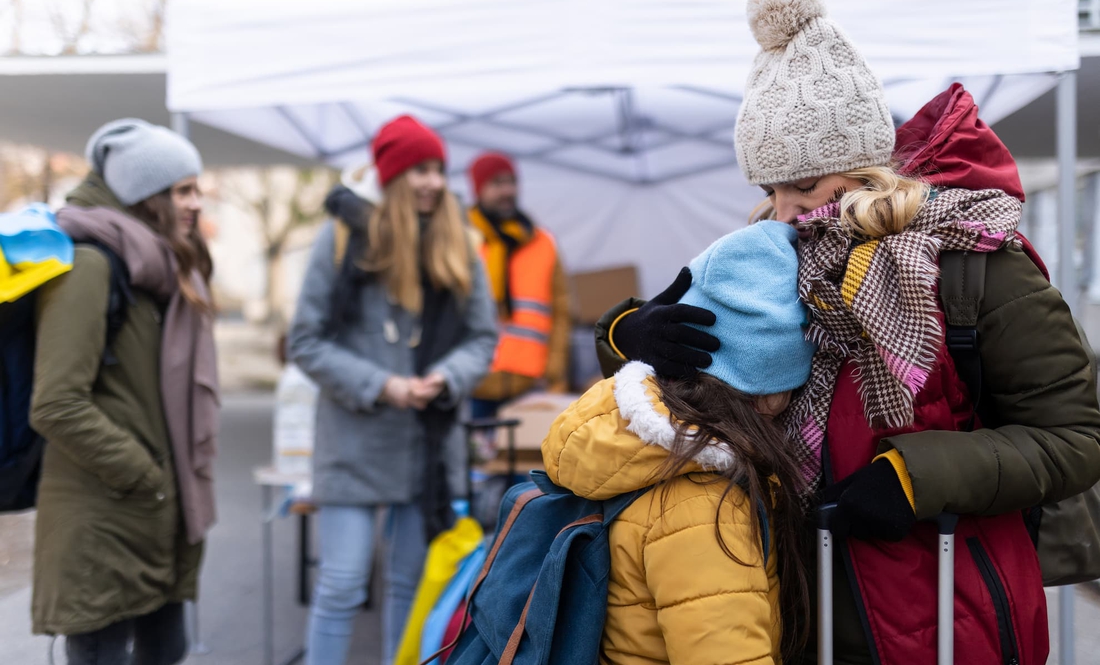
[536,220,815,663]
[679,220,815,395]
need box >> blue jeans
[305,504,427,665]
[468,398,502,421]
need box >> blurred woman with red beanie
[288,115,497,665]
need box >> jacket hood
[541,362,739,500]
[324,184,373,233]
[66,172,128,212]
[895,83,1025,202]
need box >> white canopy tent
[165,3,1086,662]
[166,0,1079,298]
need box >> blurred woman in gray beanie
[30,118,218,665]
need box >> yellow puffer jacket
[541,361,782,665]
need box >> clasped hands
[381,372,447,410]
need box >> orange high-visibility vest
[480,228,557,379]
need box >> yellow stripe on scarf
[841,240,879,308]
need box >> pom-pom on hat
[734,0,895,185]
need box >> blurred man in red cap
[467,152,570,418]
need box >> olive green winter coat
[29,177,203,636]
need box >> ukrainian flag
[0,204,73,303]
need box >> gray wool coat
[287,221,498,506]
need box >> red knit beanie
[469,152,516,198]
[372,115,446,187]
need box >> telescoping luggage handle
[816,504,959,665]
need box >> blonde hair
[363,174,472,313]
[749,198,776,224]
[837,166,930,238]
[747,165,930,240]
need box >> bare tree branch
[48,0,97,55]
[9,0,23,54]
[116,0,167,53]
[213,165,335,323]
[144,0,167,52]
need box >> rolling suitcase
[816,505,959,665]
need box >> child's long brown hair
[655,373,810,662]
[128,191,211,311]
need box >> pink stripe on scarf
[800,418,825,479]
[957,220,1009,251]
[878,345,932,395]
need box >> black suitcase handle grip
[934,512,959,536]
[814,502,958,535]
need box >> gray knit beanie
[85,118,203,206]
[734,0,895,185]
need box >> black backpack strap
[77,242,133,366]
[939,251,986,426]
[324,218,371,337]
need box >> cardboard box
[496,391,582,451]
[569,265,639,325]
[476,448,544,476]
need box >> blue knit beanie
[679,221,815,395]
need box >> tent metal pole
[1084,173,1100,302]
[1056,68,1078,665]
[1056,70,1078,311]
[171,112,190,140]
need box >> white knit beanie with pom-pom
[734,0,895,185]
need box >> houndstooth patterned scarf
[782,188,1022,503]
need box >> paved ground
[2,394,1099,664]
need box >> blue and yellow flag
[0,204,73,303]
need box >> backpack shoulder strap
[602,488,649,526]
[333,219,352,270]
[939,250,987,421]
[76,241,133,366]
[939,250,986,329]
[325,219,372,336]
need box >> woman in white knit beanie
[601,1,1100,664]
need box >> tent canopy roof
[158,1,1086,297]
[164,0,1080,186]
[168,0,1079,111]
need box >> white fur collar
[612,361,739,472]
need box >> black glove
[612,267,720,379]
[822,459,916,542]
